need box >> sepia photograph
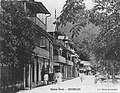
[0,0,120,93]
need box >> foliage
[58,0,120,75]
[58,0,89,38]
[58,0,98,61]
[89,0,120,76]
[91,0,120,60]
[0,1,39,68]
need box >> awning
[26,2,50,14]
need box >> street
[17,75,120,93]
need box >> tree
[58,0,89,38]
[0,1,39,80]
[58,0,120,81]
[57,0,98,61]
[91,0,120,71]
[88,0,120,81]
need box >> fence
[0,64,24,92]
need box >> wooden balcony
[67,60,73,66]
[53,56,66,64]
[33,46,49,58]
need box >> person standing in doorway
[44,72,49,85]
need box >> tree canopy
[58,0,120,75]
[0,1,39,68]
[58,0,89,38]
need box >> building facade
[0,0,54,90]
[23,0,54,88]
[0,0,80,91]
[49,31,79,80]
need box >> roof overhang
[34,25,54,42]
[26,2,50,14]
[2,1,50,14]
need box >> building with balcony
[0,0,54,90]
[49,31,79,80]
[22,0,54,88]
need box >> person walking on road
[54,70,62,84]
[94,72,101,84]
[79,70,85,82]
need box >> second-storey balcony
[27,17,46,31]
[33,46,49,58]
[53,56,66,64]
[26,1,50,31]
[67,60,73,66]
[54,39,65,47]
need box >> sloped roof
[1,1,50,14]
[34,24,54,42]
[26,2,50,14]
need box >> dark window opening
[53,49,58,56]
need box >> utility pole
[23,66,26,89]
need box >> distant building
[49,31,79,79]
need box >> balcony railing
[53,56,66,64]
[67,60,73,66]
[33,46,49,58]
[54,39,65,46]
[27,17,46,31]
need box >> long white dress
[79,73,85,82]
[44,74,48,85]
[55,72,62,84]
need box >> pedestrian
[43,72,49,85]
[54,69,62,84]
[53,71,57,84]
[94,72,101,84]
[79,70,85,82]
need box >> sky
[35,0,95,32]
